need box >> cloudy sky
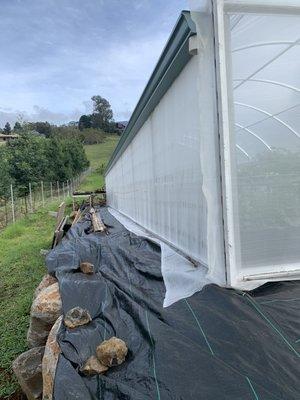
[0,0,188,127]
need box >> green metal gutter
[105,11,196,175]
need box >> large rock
[81,356,108,376]
[27,283,62,347]
[64,307,92,329]
[96,337,128,367]
[34,275,57,299]
[42,316,62,400]
[27,318,54,348]
[12,346,45,400]
[31,283,62,323]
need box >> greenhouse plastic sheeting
[223,5,300,283]
[106,57,225,283]
[108,207,214,307]
[46,208,300,400]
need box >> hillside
[79,135,119,191]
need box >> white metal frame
[213,0,300,288]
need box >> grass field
[80,135,119,191]
[0,205,61,398]
[0,136,119,398]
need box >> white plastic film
[108,208,214,307]
[224,0,300,7]
[107,57,208,265]
[225,10,300,284]
[189,1,226,285]
[106,4,227,299]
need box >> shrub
[5,132,89,196]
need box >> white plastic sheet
[108,208,213,307]
[106,0,300,294]
[225,8,300,283]
[107,56,209,267]
[106,9,227,297]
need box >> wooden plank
[55,202,66,230]
[52,216,68,248]
[72,209,82,226]
[90,208,106,233]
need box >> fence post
[57,181,60,199]
[5,198,8,226]
[67,180,70,197]
[62,182,65,199]
[10,184,15,223]
[41,181,45,207]
[50,182,53,202]
[29,183,33,213]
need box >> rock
[27,318,53,348]
[34,275,57,299]
[80,262,94,274]
[28,283,62,348]
[42,316,62,400]
[12,346,44,400]
[81,356,108,376]
[64,307,92,329]
[31,283,62,324]
[96,337,128,367]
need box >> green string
[145,311,161,400]
[185,299,215,356]
[245,294,300,358]
[246,377,260,400]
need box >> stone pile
[13,263,128,399]
[13,274,62,400]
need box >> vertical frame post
[29,182,33,213]
[10,184,15,223]
[41,181,45,207]
[212,0,238,286]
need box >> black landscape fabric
[46,207,300,400]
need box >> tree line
[0,133,89,198]
[0,95,123,198]
[0,95,123,143]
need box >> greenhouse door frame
[213,0,300,288]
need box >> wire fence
[0,169,90,230]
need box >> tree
[3,122,11,135]
[0,147,11,198]
[35,121,52,137]
[13,122,22,132]
[6,134,49,195]
[91,95,113,130]
[78,114,92,131]
[6,132,89,195]
[25,121,52,137]
[81,128,105,144]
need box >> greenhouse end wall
[215,0,300,287]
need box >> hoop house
[106,0,300,292]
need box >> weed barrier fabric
[46,208,300,400]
